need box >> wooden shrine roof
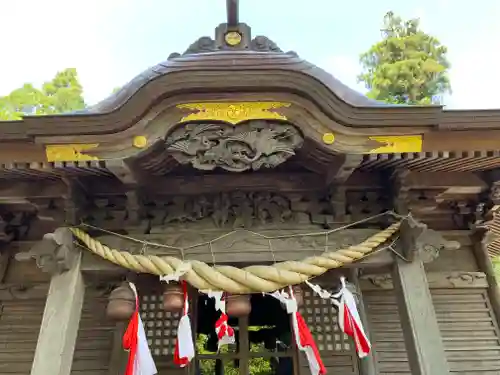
[1,22,500,178]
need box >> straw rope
[70,221,400,293]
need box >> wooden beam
[82,252,125,273]
[81,172,324,196]
[325,154,363,186]
[326,155,363,221]
[0,180,67,201]
[105,159,138,186]
[80,248,394,273]
[0,171,385,201]
[401,171,487,191]
[30,234,84,375]
[140,173,324,195]
[105,160,142,225]
[392,257,450,375]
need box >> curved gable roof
[83,34,395,115]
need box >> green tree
[196,333,273,374]
[0,68,85,120]
[493,257,500,284]
[42,68,85,114]
[358,11,451,105]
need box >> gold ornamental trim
[322,133,423,154]
[45,144,99,162]
[368,135,422,154]
[225,31,242,46]
[177,102,291,125]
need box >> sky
[1,0,499,110]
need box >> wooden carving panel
[299,288,358,375]
[75,187,394,232]
[165,121,303,172]
[143,191,338,229]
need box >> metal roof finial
[226,0,239,28]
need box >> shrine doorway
[194,293,298,375]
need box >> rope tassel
[307,278,371,358]
[269,288,326,375]
[207,291,235,348]
[173,281,195,367]
[123,283,157,375]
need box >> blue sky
[1,0,499,109]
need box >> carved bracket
[402,217,461,262]
[15,227,78,274]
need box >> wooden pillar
[476,178,500,328]
[0,250,10,282]
[108,322,127,375]
[392,256,450,375]
[474,237,500,328]
[29,228,85,375]
[390,169,451,374]
[238,316,250,375]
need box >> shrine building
[0,2,500,374]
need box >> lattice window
[301,288,351,352]
[140,293,181,356]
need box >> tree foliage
[196,333,273,375]
[492,258,500,284]
[358,11,451,105]
[0,68,85,120]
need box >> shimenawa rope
[70,213,402,293]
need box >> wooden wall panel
[298,288,359,375]
[433,289,500,374]
[363,287,500,375]
[0,297,46,375]
[362,290,410,375]
[70,290,115,375]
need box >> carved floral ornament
[168,35,287,58]
[363,271,488,290]
[165,120,304,172]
